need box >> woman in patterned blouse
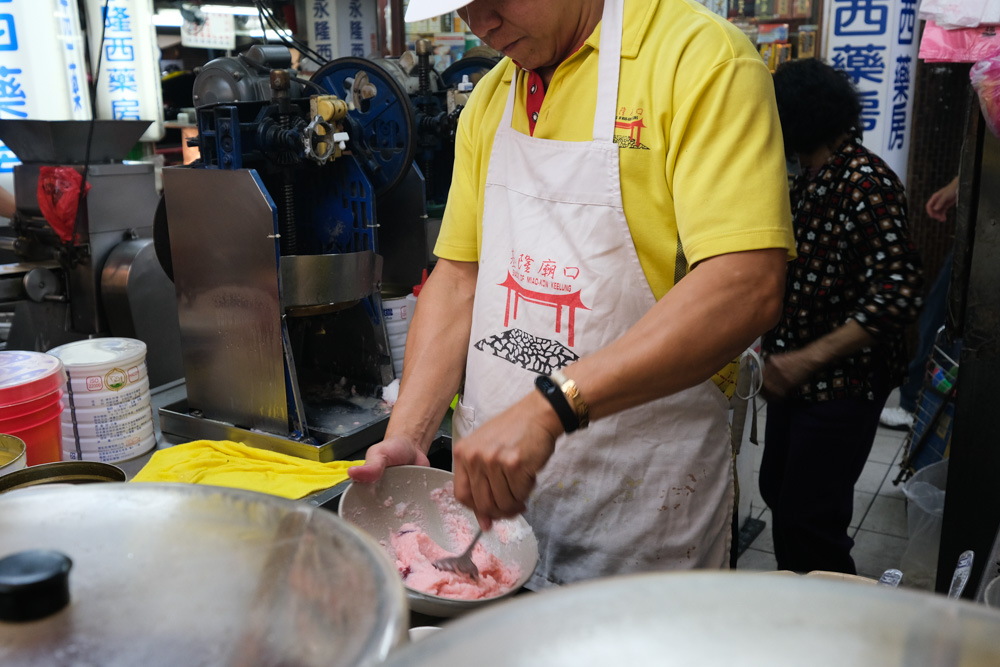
[759,58,924,575]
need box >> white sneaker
[880,406,914,430]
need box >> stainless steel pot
[384,571,1000,666]
[0,484,408,666]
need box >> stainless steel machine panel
[162,168,287,434]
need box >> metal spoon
[432,528,483,580]
[948,550,974,599]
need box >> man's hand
[348,435,430,483]
[452,391,563,530]
[761,349,819,399]
[925,176,959,222]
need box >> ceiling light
[200,4,260,16]
[153,9,185,27]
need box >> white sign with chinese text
[85,0,164,142]
[306,0,378,67]
[0,0,92,213]
[823,0,920,185]
[181,11,236,51]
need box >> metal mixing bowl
[338,465,538,617]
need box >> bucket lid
[46,338,147,371]
[0,352,67,407]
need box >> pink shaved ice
[385,482,521,600]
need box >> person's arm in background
[926,176,959,222]
[0,185,15,219]
[348,258,477,482]
[763,180,925,398]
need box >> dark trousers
[759,392,887,574]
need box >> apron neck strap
[593,0,624,143]
[500,0,625,142]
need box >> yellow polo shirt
[435,0,795,300]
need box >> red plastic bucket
[0,351,67,466]
[0,389,64,466]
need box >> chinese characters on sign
[0,0,91,198]
[823,0,919,184]
[309,0,334,64]
[86,0,164,141]
[306,0,377,66]
[104,4,139,121]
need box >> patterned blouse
[763,138,924,402]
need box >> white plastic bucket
[61,390,151,424]
[48,338,147,391]
[63,418,154,452]
[64,360,148,395]
[65,376,150,409]
[62,408,152,441]
[388,331,408,349]
[382,295,415,323]
[383,294,416,379]
[63,431,156,463]
[48,339,155,461]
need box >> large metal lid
[385,572,1000,666]
[0,120,151,164]
[0,484,407,666]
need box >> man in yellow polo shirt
[351,0,795,588]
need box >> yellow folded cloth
[131,439,363,500]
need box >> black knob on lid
[0,549,72,622]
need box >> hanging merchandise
[971,56,1000,137]
[919,21,1000,62]
[918,0,1000,30]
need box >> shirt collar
[583,0,656,59]
[500,0,654,83]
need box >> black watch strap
[534,374,579,433]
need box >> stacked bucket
[382,292,417,379]
[0,351,67,466]
[48,338,155,463]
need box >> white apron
[453,0,733,589]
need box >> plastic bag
[37,166,89,243]
[900,459,949,590]
[971,56,1000,137]
[919,20,1000,62]
[919,0,1000,30]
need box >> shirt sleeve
[843,181,925,340]
[668,56,796,266]
[433,89,482,263]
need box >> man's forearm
[563,248,788,420]
[385,258,478,449]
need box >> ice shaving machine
[157,46,497,461]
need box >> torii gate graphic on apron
[498,271,590,347]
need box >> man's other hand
[348,435,430,483]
